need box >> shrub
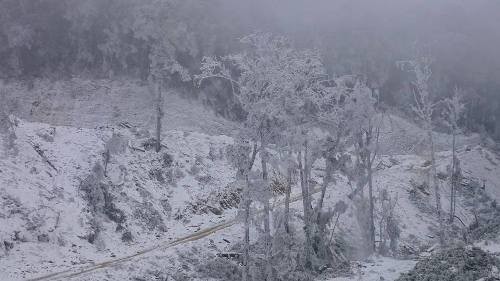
[397,246,500,281]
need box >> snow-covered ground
[0,79,237,136]
[322,257,417,281]
[1,88,500,281]
[0,117,239,280]
[322,239,500,281]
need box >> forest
[1,0,500,137]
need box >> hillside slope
[0,79,237,136]
[0,112,499,280]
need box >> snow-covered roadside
[322,257,417,281]
[476,240,500,256]
[322,240,500,281]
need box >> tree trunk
[473,182,479,228]
[299,145,312,269]
[155,81,163,153]
[450,130,457,223]
[284,167,292,234]
[316,131,342,220]
[103,149,110,177]
[249,143,258,171]
[367,160,376,252]
[261,144,273,281]
[243,179,251,281]
[429,129,445,245]
[315,160,331,224]
[242,143,257,281]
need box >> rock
[38,234,50,242]
[162,152,173,168]
[121,231,133,242]
[437,172,448,180]
[115,224,124,232]
[207,206,222,216]
[4,241,14,251]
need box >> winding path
[26,188,318,281]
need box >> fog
[1,0,499,134]
[220,0,500,79]
[3,1,500,281]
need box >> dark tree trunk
[242,143,257,281]
[367,158,376,252]
[284,167,292,234]
[155,81,163,153]
[261,142,273,281]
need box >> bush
[162,153,173,168]
[397,246,500,281]
[133,202,166,232]
[198,256,241,281]
[80,164,126,225]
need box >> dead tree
[444,88,465,223]
[155,81,163,153]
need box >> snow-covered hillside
[0,79,237,136]
[1,113,500,281]
[0,117,240,280]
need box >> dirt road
[26,188,318,281]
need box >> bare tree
[155,81,163,153]
[398,56,445,246]
[444,87,465,223]
[146,77,164,153]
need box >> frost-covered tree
[343,78,381,253]
[377,189,400,256]
[147,78,164,153]
[197,32,338,277]
[318,77,381,255]
[271,52,352,271]
[398,56,445,246]
[132,0,194,153]
[0,89,18,156]
[272,139,296,234]
[197,33,299,281]
[278,59,331,271]
[443,87,466,223]
[226,138,257,281]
